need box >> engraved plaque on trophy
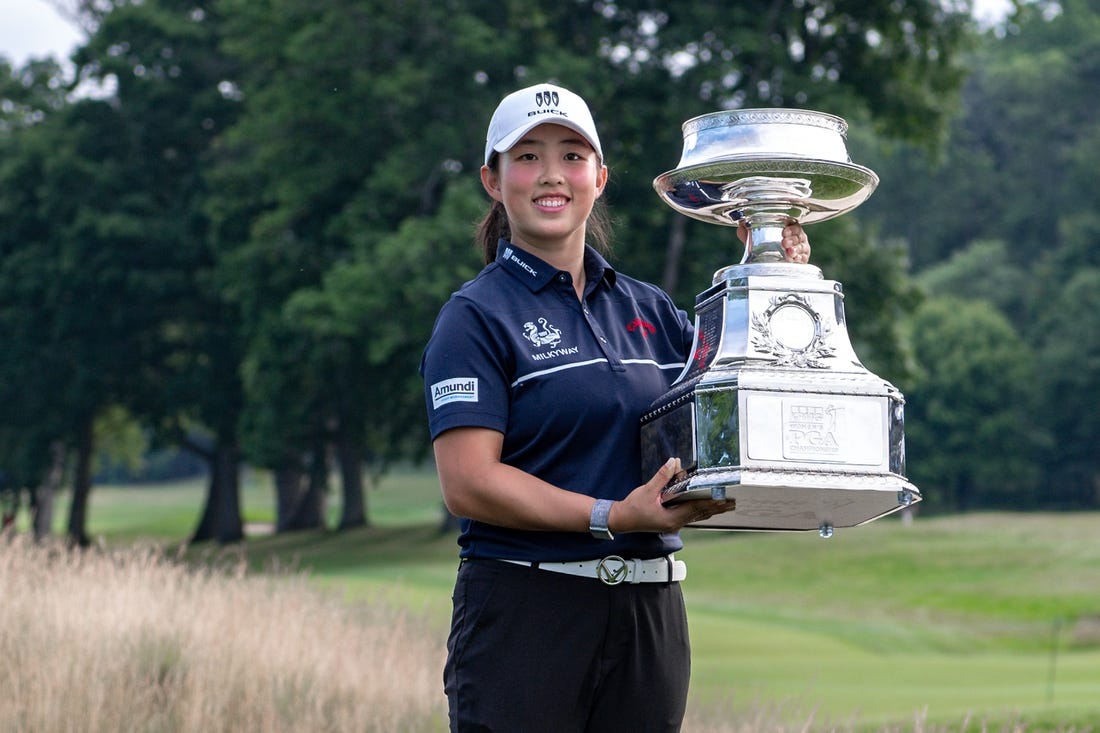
[641,109,920,534]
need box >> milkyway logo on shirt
[523,317,562,348]
[522,317,580,362]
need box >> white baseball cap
[484,83,603,165]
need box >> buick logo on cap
[535,90,560,107]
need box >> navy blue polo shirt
[421,240,694,562]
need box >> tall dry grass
[0,536,447,732]
[1,535,1080,733]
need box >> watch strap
[588,498,614,540]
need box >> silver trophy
[642,109,920,535]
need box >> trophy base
[639,264,921,534]
[662,468,918,533]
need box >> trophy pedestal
[641,263,918,533]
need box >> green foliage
[0,57,68,132]
[93,405,150,477]
[283,178,486,464]
[0,0,245,540]
[812,217,924,382]
[904,296,1040,510]
[857,0,1100,508]
[1029,268,1100,504]
[863,0,1099,274]
[917,240,1031,322]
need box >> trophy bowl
[653,109,879,264]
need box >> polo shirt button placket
[555,273,574,300]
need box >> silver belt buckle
[595,555,630,586]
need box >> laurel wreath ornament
[750,293,834,368]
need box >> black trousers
[444,558,691,733]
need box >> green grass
[47,466,449,540]
[40,472,1100,730]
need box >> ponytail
[476,200,511,265]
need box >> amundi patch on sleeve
[431,377,479,409]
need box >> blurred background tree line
[0,0,1095,545]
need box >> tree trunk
[336,429,366,529]
[438,505,461,534]
[301,441,327,528]
[957,470,974,512]
[190,435,243,544]
[1,489,16,532]
[275,452,325,532]
[211,439,243,543]
[661,215,687,296]
[274,465,305,532]
[66,416,94,547]
[190,447,217,542]
[31,440,65,540]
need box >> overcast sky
[1,0,1014,70]
[0,0,83,67]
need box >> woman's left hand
[781,222,811,263]
[736,221,812,263]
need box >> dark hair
[476,153,613,265]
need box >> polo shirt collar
[495,239,617,292]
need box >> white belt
[500,555,686,586]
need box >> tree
[916,239,1031,324]
[862,0,1100,273]
[209,0,526,528]
[904,297,1040,511]
[204,0,975,534]
[2,0,987,539]
[285,178,487,527]
[858,0,1100,507]
[0,86,146,545]
[0,0,246,543]
[69,0,247,543]
[1031,268,1100,507]
[0,55,81,537]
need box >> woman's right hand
[610,457,737,533]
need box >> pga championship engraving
[641,108,920,534]
[784,402,845,459]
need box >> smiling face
[480,123,608,258]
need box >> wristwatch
[589,498,614,540]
